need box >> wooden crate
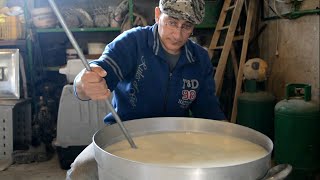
[0,16,24,40]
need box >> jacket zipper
[163,72,172,113]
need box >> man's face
[155,8,194,55]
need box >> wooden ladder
[209,0,245,97]
[209,0,259,123]
[230,0,258,123]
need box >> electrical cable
[275,19,280,56]
[275,0,287,3]
[273,0,288,19]
[263,0,279,17]
[263,0,289,19]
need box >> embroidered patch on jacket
[178,79,198,108]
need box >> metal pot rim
[93,117,273,169]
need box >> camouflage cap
[159,0,205,25]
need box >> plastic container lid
[88,42,106,55]
[59,59,93,83]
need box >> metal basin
[93,117,273,180]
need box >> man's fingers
[81,65,107,83]
[81,79,110,98]
[82,79,108,91]
[77,64,110,100]
[91,65,107,77]
[89,89,111,100]
[81,71,104,83]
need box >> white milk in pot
[105,131,268,167]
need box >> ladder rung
[233,35,244,41]
[225,5,236,12]
[217,25,230,31]
[214,46,224,50]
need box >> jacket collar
[148,24,197,64]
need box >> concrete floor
[0,153,67,180]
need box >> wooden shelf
[36,27,121,33]
[0,40,26,46]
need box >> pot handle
[261,164,292,180]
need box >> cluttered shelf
[36,25,215,33]
[36,27,121,33]
[33,0,219,33]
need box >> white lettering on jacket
[182,79,199,89]
[129,56,147,108]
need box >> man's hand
[75,65,111,100]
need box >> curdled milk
[105,132,268,167]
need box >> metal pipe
[48,0,137,149]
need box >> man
[68,0,226,179]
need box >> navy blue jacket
[76,24,226,124]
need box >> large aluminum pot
[93,117,273,180]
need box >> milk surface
[105,132,268,167]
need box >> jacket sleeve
[190,51,226,120]
[89,29,139,91]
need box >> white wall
[259,1,319,102]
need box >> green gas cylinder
[275,84,320,180]
[237,80,275,140]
